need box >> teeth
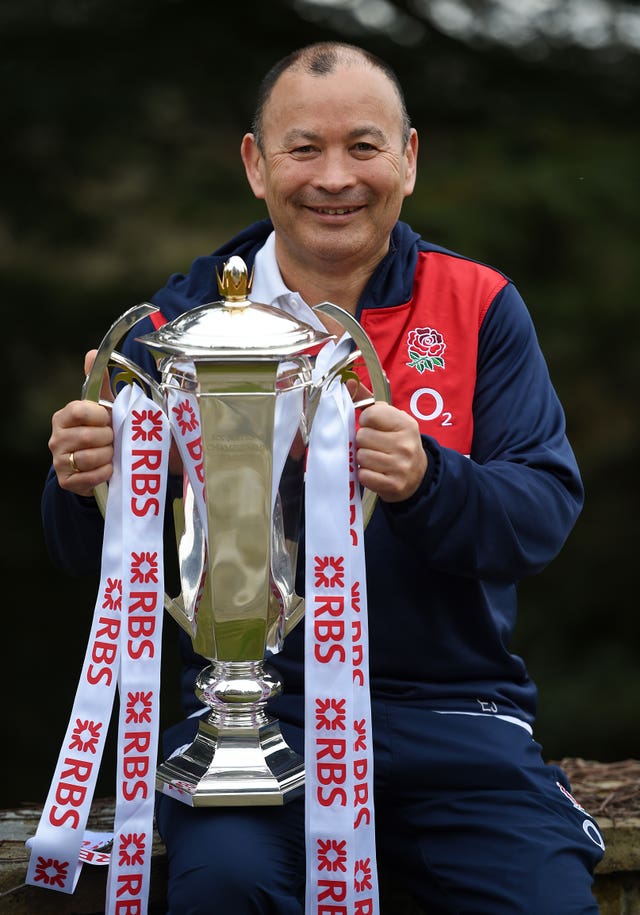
[316,207,357,215]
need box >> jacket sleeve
[382,282,584,582]
[41,465,105,576]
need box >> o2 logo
[409,388,452,426]
[583,819,605,850]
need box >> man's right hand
[48,349,115,496]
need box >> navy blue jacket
[42,219,583,727]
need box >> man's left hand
[356,402,427,502]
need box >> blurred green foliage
[1,0,638,806]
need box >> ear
[403,128,419,198]
[241,133,266,200]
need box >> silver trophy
[83,257,389,806]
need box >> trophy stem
[156,660,305,807]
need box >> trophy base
[156,713,305,807]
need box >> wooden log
[0,800,167,914]
[2,760,638,914]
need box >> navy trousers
[155,701,604,914]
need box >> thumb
[83,348,98,375]
[84,348,114,403]
[345,375,374,407]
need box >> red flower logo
[69,718,102,754]
[406,327,446,373]
[130,551,159,584]
[118,832,146,867]
[353,718,367,752]
[314,555,345,589]
[33,856,69,888]
[317,838,347,873]
[131,408,164,441]
[126,691,153,724]
[172,399,199,436]
[103,577,122,611]
[316,697,347,731]
[355,857,373,892]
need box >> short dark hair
[251,42,412,152]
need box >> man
[44,42,604,913]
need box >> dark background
[2,0,638,808]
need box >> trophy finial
[216,256,254,303]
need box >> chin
[306,234,370,264]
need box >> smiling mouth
[308,206,362,216]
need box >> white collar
[250,231,327,332]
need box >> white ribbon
[27,385,169,915]
[105,388,170,913]
[166,375,207,535]
[305,343,379,915]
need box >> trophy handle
[281,302,391,638]
[82,304,190,625]
[82,302,163,514]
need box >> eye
[351,142,378,158]
[290,145,318,158]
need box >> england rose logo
[406,327,446,373]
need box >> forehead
[262,62,404,142]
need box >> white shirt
[250,231,328,333]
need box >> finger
[84,348,114,404]
[358,401,406,432]
[52,436,113,477]
[357,450,426,502]
[52,400,114,437]
[84,349,97,375]
[345,376,373,404]
[357,423,424,468]
[66,444,114,477]
[59,453,114,496]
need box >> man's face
[241,61,418,284]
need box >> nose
[310,150,357,193]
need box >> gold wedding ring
[69,451,80,474]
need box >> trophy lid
[136,256,332,360]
